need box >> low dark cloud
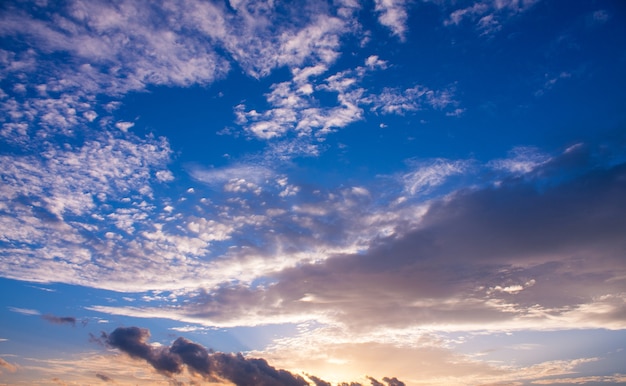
[367,377,404,386]
[382,377,405,386]
[106,327,307,384]
[106,327,181,375]
[95,373,114,382]
[308,375,332,386]
[105,326,405,385]
[339,376,406,386]
[42,314,76,327]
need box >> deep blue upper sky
[0,0,625,385]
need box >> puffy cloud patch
[373,0,409,40]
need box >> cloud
[535,71,573,97]
[0,131,187,291]
[7,351,199,385]
[373,0,409,40]
[105,326,309,385]
[531,374,626,384]
[114,122,134,132]
[189,163,275,187]
[96,159,626,333]
[8,307,40,316]
[444,0,540,35]
[488,146,551,174]
[42,314,77,327]
[106,327,181,375]
[402,158,470,195]
[235,57,460,151]
[0,357,18,373]
[369,85,460,115]
[0,0,363,155]
[0,0,229,94]
[95,373,114,382]
[234,63,369,141]
[105,326,410,385]
[590,9,610,26]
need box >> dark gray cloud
[382,377,405,386]
[106,327,308,385]
[169,337,212,376]
[95,373,114,382]
[106,326,406,385]
[42,314,77,327]
[365,378,404,386]
[106,327,181,375]
[172,160,626,331]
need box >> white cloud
[189,164,275,186]
[488,146,551,174]
[365,55,388,69]
[8,307,40,316]
[155,170,174,182]
[444,0,540,35]
[0,0,363,153]
[115,121,134,132]
[236,57,459,147]
[446,107,466,117]
[402,158,470,195]
[370,85,459,115]
[374,0,409,40]
[235,65,368,141]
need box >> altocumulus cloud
[105,326,404,386]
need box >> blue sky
[1,0,625,385]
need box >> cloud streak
[42,314,77,327]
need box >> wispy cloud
[535,71,573,97]
[8,307,40,316]
[42,314,77,327]
[0,357,18,374]
[370,84,460,115]
[444,0,540,35]
[488,146,551,174]
[401,158,471,195]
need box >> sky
[0,0,625,385]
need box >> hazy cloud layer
[0,357,18,374]
[92,154,626,332]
